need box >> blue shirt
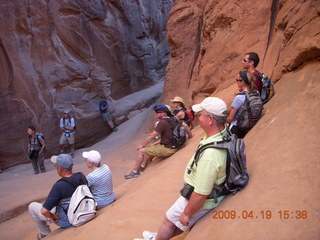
[99,101,109,114]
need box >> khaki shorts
[101,112,112,121]
[60,132,75,145]
[166,196,212,232]
[144,144,177,158]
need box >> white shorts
[166,196,212,232]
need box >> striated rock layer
[0,0,173,169]
[163,0,320,107]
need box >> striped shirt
[86,165,115,208]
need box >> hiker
[27,125,46,174]
[227,70,260,138]
[124,105,178,179]
[28,154,87,239]
[242,52,262,93]
[171,96,193,138]
[99,96,118,132]
[59,110,76,157]
[135,97,228,240]
[82,150,115,209]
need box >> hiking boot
[142,231,157,240]
[70,152,74,158]
[124,171,140,179]
[139,165,146,172]
[37,233,47,239]
[112,127,118,132]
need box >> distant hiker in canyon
[82,150,115,209]
[28,154,87,239]
[59,110,76,157]
[135,97,228,240]
[99,95,118,132]
[227,70,263,138]
[241,51,262,93]
[27,125,46,174]
[124,105,183,179]
[171,96,193,139]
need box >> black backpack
[236,91,263,132]
[165,118,187,148]
[190,131,249,202]
[255,72,275,104]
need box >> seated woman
[227,70,258,138]
[82,150,115,209]
[171,96,193,138]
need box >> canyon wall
[0,0,173,169]
[163,0,320,107]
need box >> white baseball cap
[192,97,228,117]
[82,150,101,164]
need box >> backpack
[260,73,275,104]
[236,91,263,132]
[185,109,195,122]
[29,133,45,148]
[191,131,249,202]
[165,118,187,148]
[254,72,275,104]
[60,173,96,227]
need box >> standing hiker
[27,125,46,174]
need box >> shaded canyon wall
[0,0,173,169]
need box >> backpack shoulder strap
[59,172,87,188]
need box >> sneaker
[139,165,146,172]
[142,231,157,240]
[124,171,140,179]
[37,233,47,239]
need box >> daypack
[190,131,249,202]
[236,91,263,132]
[29,133,45,148]
[165,118,187,148]
[185,109,195,122]
[254,72,275,104]
[260,73,275,104]
[60,174,96,227]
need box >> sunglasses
[236,78,243,82]
[243,59,252,63]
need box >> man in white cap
[59,110,76,157]
[28,154,87,239]
[135,97,228,240]
[82,150,115,209]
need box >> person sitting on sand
[124,105,179,179]
[28,154,87,239]
[82,150,115,209]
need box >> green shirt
[184,128,227,209]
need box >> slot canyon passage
[0,0,319,240]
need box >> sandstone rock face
[0,0,173,169]
[163,0,320,107]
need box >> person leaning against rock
[99,96,118,132]
[27,125,46,174]
[241,51,262,93]
[82,150,115,210]
[124,105,178,179]
[28,154,87,239]
[135,97,228,240]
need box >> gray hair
[205,111,227,127]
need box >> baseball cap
[153,104,172,117]
[63,109,70,114]
[51,154,73,169]
[82,150,101,164]
[192,97,228,117]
